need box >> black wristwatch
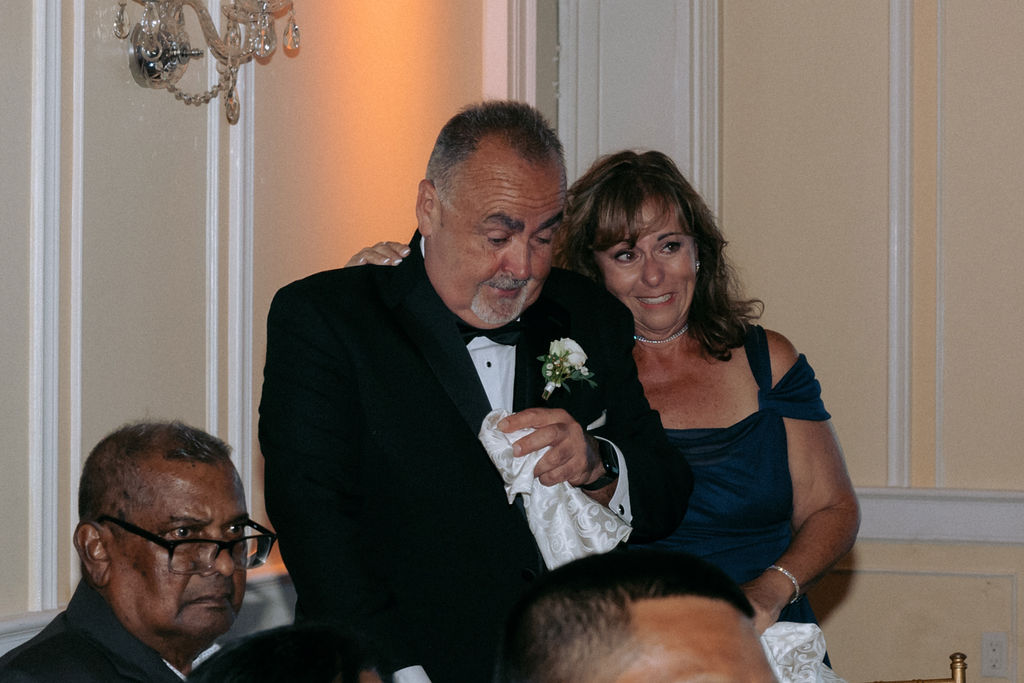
[579,439,620,491]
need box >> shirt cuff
[595,437,631,523]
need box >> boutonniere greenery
[539,338,597,400]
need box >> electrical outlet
[982,631,1009,678]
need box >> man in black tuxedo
[258,101,691,682]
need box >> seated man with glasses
[0,420,276,682]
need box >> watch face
[598,440,619,477]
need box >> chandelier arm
[177,0,251,66]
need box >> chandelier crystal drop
[113,0,300,124]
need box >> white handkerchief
[478,409,632,569]
[392,666,432,683]
[760,622,846,683]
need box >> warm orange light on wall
[255,2,484,278]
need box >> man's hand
[498,408,605,489]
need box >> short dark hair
[555,150,763,360]
[78,420,233,523]
[495,550,754,683]
[425,100,566,205]
[187,622,384,683]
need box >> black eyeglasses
[97,515,277,575]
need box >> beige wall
[254,2,484,284]
[723,0,891,488]
[939,1,1024,489]
[723,1,1024,680]
[0,1,34,617]
[811,541,1022,681]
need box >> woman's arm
[741,331,860,633]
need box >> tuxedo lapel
[514,293,570,411]
[378,235,493,435]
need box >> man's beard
[471,275,531,324]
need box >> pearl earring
[695,260,701,272]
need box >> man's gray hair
[425,100,565,206]
[78,420,233,522]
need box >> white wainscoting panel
[858,487,1024,544]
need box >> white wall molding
[858,487,1024,544]
[67,0,86,590]
[556,0,604,179]
[227,66,256,509]
[830,566,1017,583]
[507,0,537,103]
[483,0,537,102]
[934,1,947,487]
[29,0,63,613]
[483,0,509,99]
[0,610,61,657]
[205,6,223,438]
[554,0,584,177]
[887,1,913,488]
[686,0,719,215]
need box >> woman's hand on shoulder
[344,241,410,267]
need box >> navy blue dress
[636,325,829,624]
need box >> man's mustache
[485,276,530,290]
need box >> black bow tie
[457,320,523,346]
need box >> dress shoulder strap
[742,325,773,391]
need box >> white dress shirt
[465,336,632,522]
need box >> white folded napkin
[760,622,846,683]
[478,410,632,569]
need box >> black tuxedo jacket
[0,581,185,683]
[258,233,691,682]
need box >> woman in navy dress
[554,150,859,632]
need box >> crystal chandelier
[113,0,300,124]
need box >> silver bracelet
[768,564,801,604]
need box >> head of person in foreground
[494,550,777,683]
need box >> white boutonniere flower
[539,338,597,400]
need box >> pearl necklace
[634,322,689,344]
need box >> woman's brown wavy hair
[555,150,762,360]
